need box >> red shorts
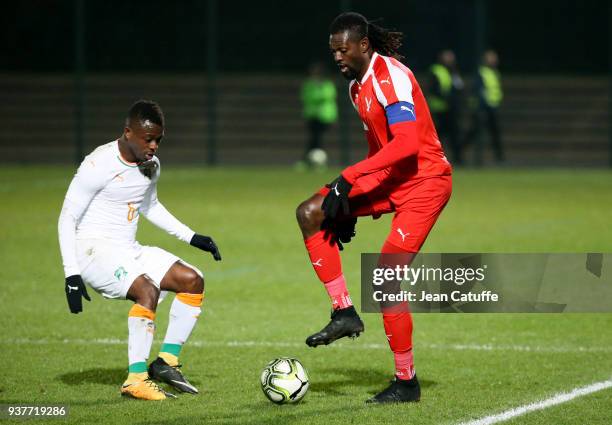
[317,170,452,251]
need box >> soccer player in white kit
[58,100,221,400]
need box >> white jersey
[58,140,195,277]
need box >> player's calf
[127,276,161,312]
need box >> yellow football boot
[121,373,176,400]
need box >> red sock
[305,231,351,310]
[381,239,415,380]
[383,310,415,380]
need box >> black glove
[322,217,357,251]
[321,175,352,219]
[190,234,222,261]
[65,275,91,314]
[335,217,357,248]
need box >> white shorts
[76,239,202,300]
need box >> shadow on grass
[310,366,437,396]
[58,367,127,386]
[57,366,203,392]
[125,369,435,425]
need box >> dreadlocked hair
[329,12,404,61]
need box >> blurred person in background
[428,49,465,165]
[298,61,338,170]
[463,49,504,165]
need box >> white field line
[3,338,612,354]
[456,378,612,425]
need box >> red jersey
[342,52,452,184]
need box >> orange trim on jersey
[117,155,139,168]
[176,292,203,307]
[128,304,156,320]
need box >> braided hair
[329,12,404,61]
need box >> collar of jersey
[114,140,139,167]
[117,155,139,167]
[359,51,379,84]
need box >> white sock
[161,294,202,356]
[127,304,156,373]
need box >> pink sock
[323,274,353,310]
[394,350,415,380]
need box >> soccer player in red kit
[296,12,452,403]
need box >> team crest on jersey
[114,266,128,281]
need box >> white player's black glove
[190,234,222,261]
[322,175,352,219]
[65,275,91,314]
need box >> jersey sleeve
[371,56,415,108]
[341,58,420,183]
[341,120,419,183]
[58,158,108,277]
[140,164,195,243]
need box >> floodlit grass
[1,166,611,424]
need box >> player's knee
[182,268,204,294]
[138,281,160,311]
[296,199,323,229]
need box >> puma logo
[312,258,323,267]
[396,228,410,242]
[380,78,391,85]
[365,97,372,112]
[400,105,414,114]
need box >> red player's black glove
[321,175,352,219]
[322,216,357,251]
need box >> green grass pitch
[1,166,611,424]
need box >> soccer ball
[307,148,328,167]
[260,358,309,404]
